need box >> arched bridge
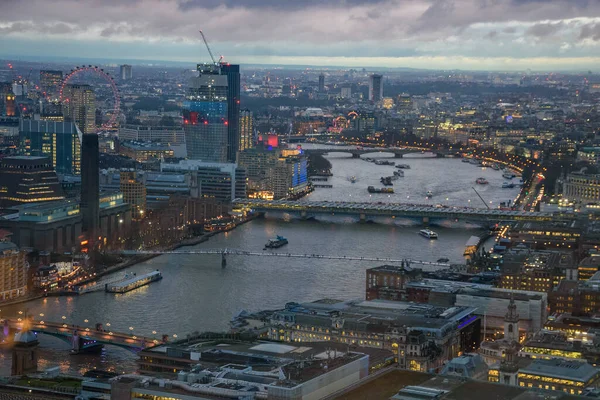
[303,146,453,158]
[4,319,162,353]
[233,199,577,224]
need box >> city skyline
[2,0,600,71]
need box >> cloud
[526,22,565,38]
[1,0,600,69]
[579,22,600,41]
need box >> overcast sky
[2,0,600,71]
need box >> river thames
[0,151,520,374]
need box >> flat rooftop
[519,359,599,382]
[2,155,48,160]
[457,287,544,301]
[146,340,390,367]
[335,369,583,400]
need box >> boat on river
[368,186,394,194]
[105,270,162,294]
[264,236,288,249]
[419,229,438,239]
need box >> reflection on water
[0,154,512,374]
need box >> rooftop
[138,339,388,396]
[121,141,172,151]
[519,359,599,382]
[337,369,583,400]
[2,155,48,161]
[272,299,477,333]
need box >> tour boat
[476,177,489,185]
[419,229,438,239]
[264,235,289,249]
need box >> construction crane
[199,30,218,65]
[472,187,490,210]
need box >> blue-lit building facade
[19,120,82,175]
[183,64,229,162]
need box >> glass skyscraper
[183,64,229,162]
[19,120,82,175]
[369,74,383,102]
[39,70,63,99]
[220,64,240,163]
[62,84,96,135]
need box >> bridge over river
[304,146,452,158]
[233,199,577,224]
[3,319,162,353]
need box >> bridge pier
[352,153,360,159]
[71,331,104,354]
[422,216,430,226]
[300,210,307,219]
[394,153,403,158]
[359,213,366,223]
[221,252,227,268]
[436,153,445,158]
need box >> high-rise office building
[39,70,63,98]
[0,156,65,207]
[183,64,229,162]
[369,74,383,102]
[120,64,133,80]
[62,84,96,135]
[239,109,253,152]
[318,73,325,93]
[19,120,82,175]
[120,171,146,219]
[81,134,100,242]
[220,64,241,163]
[340,86,352,99]
[0,239,28,301]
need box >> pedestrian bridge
[233,199,576,224]
[304,146,451,158]
[3,319,161,352]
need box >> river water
[0,150,519,375]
